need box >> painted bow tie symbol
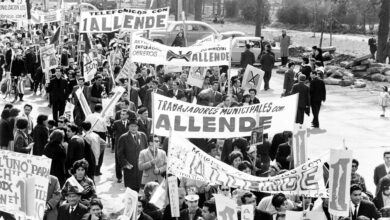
[248,71,260,85]
[166,50,192,62]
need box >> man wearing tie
[168,81,185,100]
[144,80,164,118]
[231,79,244,102]
[211,81,223,107]
[117,118,147,192]
[137,107,152,142]
[111,110,130,183]
[350,184,380,220]
[57,186,88,220]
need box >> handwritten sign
[167,176,180,217]
[241,205,253,220]
[292,124,308,168]
[214,194,238,220]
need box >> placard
[241,205,254,220]
[242,65,264,92]
[40,44,58,71]
[214,194,238,220]
[83,53,97,82]
[292,124,308,168]
[167,176,180,217]
[0,0,27,21]
[187,67,206,88]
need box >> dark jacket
[352,200,381,220]
[179,208,202,220]
[260,52,275,72]
[310,78,326,103]
[47,77,68,102]
[11,58,26,77]
[0,119,13,147]
[81,213,108,220]
[167,89,185,100]
[283,69,295,95]
[65,136,86,172]
[275,142,291,170]
[111,119,130,143]
[144,88,164,118]
[138,212,153,220]
[32,124,49,156]
[14,130,32,154]
[143,202,163,220]
[374,164,387,186]
[24,49,36,74]
[291,82,310,108]
[57,203,88,220]
[43,141,67,186]
[241,50,255,69]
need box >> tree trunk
[255,0,263,37]
[320,19,324,48]
[217,0,222,15]
[171,0,178,21]
[194,0,203,21]
[377,0,390,63]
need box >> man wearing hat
[57,186,88,220]
[117,118,147,192]
[291,74,310,124]
[137,107,152,141]
[180,194,202,220]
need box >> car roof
[167,21,219,32]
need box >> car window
[250,40,261,48]
[235,40,246,48]
[198,24,211,32]
[173,24,184,31]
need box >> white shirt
[69,204,78,213]
[350,201,360,217]
[84,131,106,164]
[385,164,390,174]
[85,113,107,132]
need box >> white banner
[31,10,62,24]
[292,124,309,168]
[75,88,92,116]
[164,65,182,74]
[122,188,138,220]
[167,133,327,196]
[167,176,180,217]
[153,93,298,138]
[241,205,254,220]
[214,194,238,220]
[80,7,169,33]
[40,44,58,72]
[0,0,27,21]
[286,211,327,220]
[193,34,216,46]
[64,101,75,122]
[329,149,353,217]
[187,67,206,88]
[150,178,168,209]
[101,86,126,117]
[242,65,264,92]
[131,36,231,67]
[83,53,98,82]
[0,150,52,220]
[115,59,136,83]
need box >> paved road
[1,70,389,214]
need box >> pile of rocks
[342,55,390,82]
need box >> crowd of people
[0,18,386,220]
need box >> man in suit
[57,186,88,220]
[210,81,223,107]
[275,131,293,170]
[137,107,152,142]
[179,194,202,220]
[70,77,88,126]
[65,124,85,174]
[283,62,295,96]
[112,110,130,183]
[291,75,310,124]
[239,192,272,220]
[350,184,380,220]
[138,135,167,186]
[279,29,291,66]
[240,44,255,69]
[201,200,217,220]
[249,89,260,105]
[144,80,164,118]
[129,86,139,108]
[159,75,173,97]
[260,45,276,91]
[139,76,153,105]
[168,81,185,100]
[114,99,137,121]
[137,67,148,88]
[232,79,244,102]
[310,70,326,128]
[117,119,147,192]
[47,67,68,122]
[44,175,61,220]
[137,199,153,220]
[374,151,390,188]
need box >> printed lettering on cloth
[83,53,98,82]
[153,93,298,138]
[167,176,180,217]
[292,124,309,168]
[0,150,52,220]
[329,149,353,217]
[193,34,215,46]
[0,0,27,21]
[242,65,264,92]
[167,133,327,196]
[131,36,231,67]
[214,194,238,220]
[30,10,62,24]
[79,7,169,33]
[75,88,92,116]
[40,44,58,72]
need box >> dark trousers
[115,146,122,180]
[263,70,272,90]
[295,107,305,124]
[281,57,288,66]
[52,100,66,122]
[370,49,376,60]
[311,101,322,127]
[94,132,106,173]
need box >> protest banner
[131,36,231,67]
[187,67,207,88]
[115,59,136,83]
[64,101,75,122]
[164,65,182,74]
[329,149,353,217]
[167,176,180,217]
[83,53,98,82]
[241,205,254,220]
[0,0,27,21]
[40,44,58,71]
[101,86,126,117]
[0,150,52,220]
[242,65,265,92]
[75,88,92,116]
[122,188,138,220]
[30,10,62,24]
[79,7,169,33]
[286,211,328,220]
[167,133,327,196]
[150,178,168,209]
[214,194,238,220]
[292,124,309,168]
[153,93,298,138]
[193,34,215,46]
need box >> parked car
[220,31,245,39]
[231,36,281,66]
[140,21,220,46]
[86,0,117,10]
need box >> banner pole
[181,11,187,47]
[227,37,233,96]
[128,32,133,103]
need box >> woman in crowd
[62,159,97,206]
[9,107,20,133]
[0,109,13,149]
[32,114,49,156]
[14,118,33,154]
[43,129,67,186]
[229,151,243,169]
[241,94,251,106]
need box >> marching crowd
[0,20,387,220]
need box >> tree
[195,0,203,21]
[376,0,389,63]
[255,0,263,37]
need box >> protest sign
[150,178,168,209]
[292,124,309,168]
[0,150,52,220]
[75,88,92,116]
[286,211,328,220]
[0,0,27,21]
[250,126,264,145]
[187,67,206,88]
[241,205,254,220]
[153,93,298,138]
[64,101,75,122]
[167,133,327,196]
[193,34,215,46]
[83,53,98,82]
[214,194,238,220]
[115,59,135,83]
[122,188,138,220]
[167,176,180,217]
[101,86,126,117]
[329,149,353,217]
[164,65,182,74]
[40,44,58,71]
[80,7,169,33]
[31,10,62,24]
[131,36,231,67]
[242,65,264,92]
